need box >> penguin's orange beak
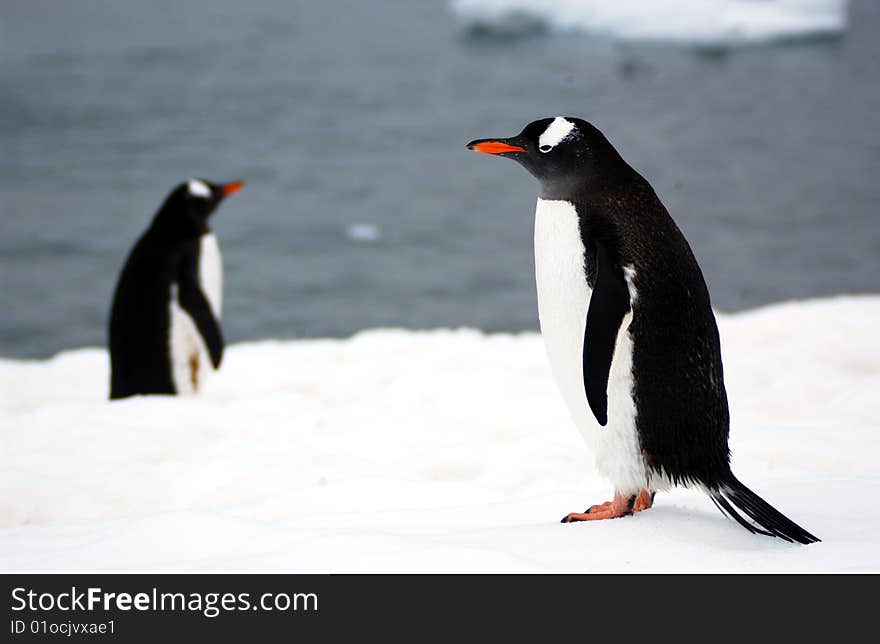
[221,181,245,196]
[466,140,526,155]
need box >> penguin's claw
[560,489,654,523]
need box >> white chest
[534,199,646,492]
[534,199,593,416]
[168,233,223,394]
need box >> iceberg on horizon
[450,0,848,46]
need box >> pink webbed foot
[561,489,654,523]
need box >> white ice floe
[345,223,382,243]
[1,295,878,571]
[450,0,848,46]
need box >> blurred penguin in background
[109,178,243,399]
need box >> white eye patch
[538,117,576,153]
[187,179,212,199]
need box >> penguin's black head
[467,117,629,197]
[155,178,244,235]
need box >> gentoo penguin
[108,178,243,400]
[467,118,818,544]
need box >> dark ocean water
[1,0,878,359]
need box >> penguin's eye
[539,145,552,153]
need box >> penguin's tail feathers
[709,474,820,545]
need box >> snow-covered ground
[1,296,878,572]
[450,0,848,45]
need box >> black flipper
[177,268,224,369]
[583,240,631,426]
[710,474,820,545]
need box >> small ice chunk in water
[346,223,381,243]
